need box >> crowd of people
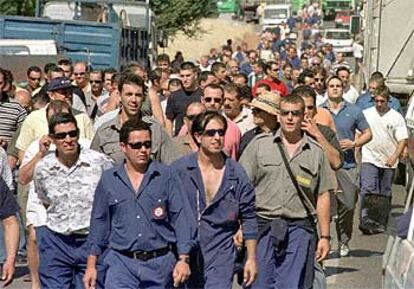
[0,13,408,289]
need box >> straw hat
[249,91,280,116]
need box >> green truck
[216,0,242,17]
[322,0,354,20]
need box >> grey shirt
[90,115,179,165]
[240,129,335,220]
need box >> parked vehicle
[0,0,158,71]
[217,0,242,17]
[261,4,291,30]
[322,0,354,21]
[334,10,352,27]
[322,28,353,56]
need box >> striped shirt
[0,95,27,144]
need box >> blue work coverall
[171,153,258,289]
[88,161,197,289]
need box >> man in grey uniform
[91,73,178,165]
[240,94,334,289]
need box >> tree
[0,0,217,37]
[150,0,217,37]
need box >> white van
[0,39,57,55]
[262,4,291,31]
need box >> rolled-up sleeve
[167,171,197,255]
[88,178,110,256]
[239,178,258,240]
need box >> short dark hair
[90,70,103,79]
[198,71,215,85]
[257,83,271,91]
[298,69,314,85]
[103,68,117,77]
[336,66,351,75]
[44,63,58,74]
[280,94,305,110]
[48,112,78,135]
[27,66,42,76]
[148,68,163,84]
[239,85,253,102]
[118,73,145,93]
[180,61,196,72]
[326,75,343,87]
[211,62,226,73]
[191,111,228,147]
[203,83,224,98]
[58,58,72,66]
[119,118,152,143]
[291,85,317,104]
[233,73,248,84]
[157,53,170,64]
[223,83,241,99]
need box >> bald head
[14,89,32,112]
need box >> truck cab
[261,4,291,30]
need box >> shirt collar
[185,152,238,180]
[273,128,311,151]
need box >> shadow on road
[325,266,358,276]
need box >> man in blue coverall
[171,111,258,289]
[84,119,197,289]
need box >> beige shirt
[240,129,335,219]
[16,107,95,152]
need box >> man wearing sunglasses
[252,61,288,98]
[200,84,241,160]
[85,119,196,289]
[85,70,109,120]
[91,73,178,165]
[32,112,113,289]
[171,111,258,289]
[240,95,334,289]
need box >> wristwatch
[320,235,331,241]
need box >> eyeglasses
[74,72,86,76]
[53,130,78,140]
[90,80,102,84]
[127,140,152,150]
[204,97,222,103]
[29,77,41,81]
[203,129,225,137]
[280,109,303,117]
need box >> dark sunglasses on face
[90,80,102,84]
[29,77,41,81]
[280,109,303,117]
[203,129,225,137]
[74,72,86,76]
[53,130,78,140]
[186,114,198,121]
[127,140,152,150]
[204,97,222,104]
[315,78,324,82]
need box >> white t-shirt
[362,107,408,168]
[24,138,91,227]
[353,42,364,59]
[342,85,359,104]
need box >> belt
[116,246,171,261]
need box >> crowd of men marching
[0,29,408,289]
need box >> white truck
[376,1,414,288]
[261,4,291,30]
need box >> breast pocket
[147,194,169,222]
[214,194,240,228]
[108,196,130,227]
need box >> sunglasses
[186,114,198,121]
[90,80,102,84]
[127,140,152,150]
[203,129,225,137]
[29,77,41,81]
[280,109,303,117]
[204,97,222,104]
[74,72,86,76]
[53,130,78,140]
[315,78,324,82]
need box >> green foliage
[0,0,217,37]
[0,0,35,16]
[150,0,217,37]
